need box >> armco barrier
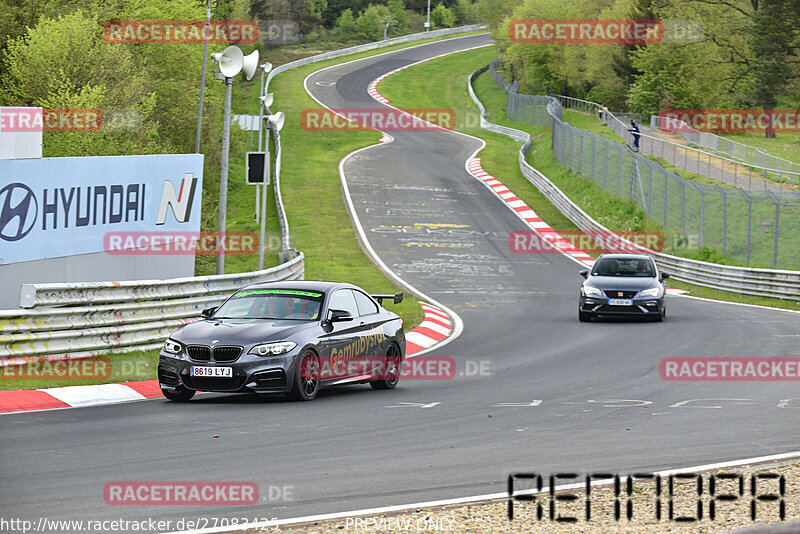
[468,65,800,301]
[0,253,304,358]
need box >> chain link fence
[650,114,800,182]
[491,60,800,269]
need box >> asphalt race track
[2,33,799,531]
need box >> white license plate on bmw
[608,299,633,306]
[190,366,232,377]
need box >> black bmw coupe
[158,281,406,401]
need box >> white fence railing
[1,253,304,358]
[468,65,800,301]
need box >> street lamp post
[211,45,259,275]
[255,62,273,223]
[426,0,431,31]
[217,75,233,275]
[258,109,284,270]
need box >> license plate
[608,299,633,306]
[190,366,232,377]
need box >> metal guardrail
[468,65,800,300]
[1,254,304,358]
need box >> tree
[748,0,799,137]
[356,4,392,41]
[452,0,475,24]
[430,3,454,28]
[387,0,408,28]
[0,11,167,156]
[336,8,356,35]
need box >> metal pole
[259,128,271,270]
[194,0,211,154]
[426,0,431,31]
[217,76,233,275]
[256,70,265,223]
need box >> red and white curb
[466,158,687,296]
[405,302,453,356]
[0,380,162,415]
[367,65,411,104]
[0,304,454,415]
[467,158,597,266]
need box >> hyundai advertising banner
[0,154,203,265]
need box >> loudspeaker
[260,61,273,74]
[216,46,244,78]
[267,111,285,132]
[242,50,260,81]
[260,93,274,107]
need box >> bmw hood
[169,319,315,346]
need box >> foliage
[336,8,356,35]
[430,3,455,29]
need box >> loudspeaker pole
[217,76,233,275]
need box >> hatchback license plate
[608,299,633,306]
[190,366,232,377]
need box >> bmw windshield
[213,289,324,320]
[591,257,655,277]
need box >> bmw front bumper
[157,349,301,394]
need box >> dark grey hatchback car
[578,254,669,322]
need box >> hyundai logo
[0,183,38,242]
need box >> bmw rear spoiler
[372,292,404,305]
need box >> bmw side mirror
[329,309,353,322]
[579,270,588,279]
[201,307,218,319]
[660,272,670,281]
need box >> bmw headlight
[639,287,660,297]
[163,338,183,355]
[583,285,604,297]
[250,341,297,356]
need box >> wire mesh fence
[650,114,800,182]
[491,60,800,269]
